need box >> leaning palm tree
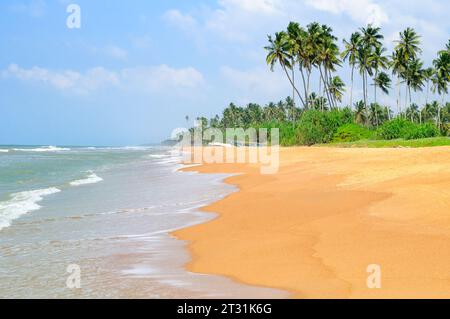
[341,32,361,108]
[265,32,305,106]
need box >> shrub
[297,109,353,145]
[377,118,415,140]
[332,123,374,142]
[403,122,440,140]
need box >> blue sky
[0,0,448,146]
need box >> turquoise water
[0,145,285,298]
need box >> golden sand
[173,146,450,298]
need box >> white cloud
[163,9,198,31]
[219,0,281,15]
[304,0,389,26]
[2,64,204,95]
[2,64,119,94]
[121,65,204,91]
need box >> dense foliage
[187,21,449,146]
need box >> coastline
[173,146,450,298]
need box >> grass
[321,137,450,148]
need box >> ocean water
[0,145,285,298]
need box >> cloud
[121,65,204,91]
[10,0,46,17]
[2,64,204,95]
[218,0,281,15]
[2,64,119,94]
[304,0,389,26]
[163,9,198,31]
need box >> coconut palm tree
[423,67,435,105]
[359,25,384,109]
[369,103,384,128]
[328,76,346,107]
[432,50,449,129]
[374,71,391,96]
[265,32,305,106]
[354,100,368,126]
[369,45,389,103]
[405,103,420,123]
[390,49,406,116]
[395,28,422,62]
[341,32,361,108]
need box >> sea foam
[70,172,103,186]
[0,187,61,231]
[13,146,71,152]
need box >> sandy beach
[174,146,450,298]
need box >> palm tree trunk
[320,66,333,110]
[397,75,401,117]
[362,71,367,110]
[374,70,378,104]
[291,65,295,107]
[281,61,305,107]
[299,65,308,110]
[350,64,354,109]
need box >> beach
[175,146,450,298]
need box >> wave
[0,187,61,231]
[0,149,9,153]
[12,146,71,152]
[149,154,171,159]
[70,172,103,186]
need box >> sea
[0,145,285,298]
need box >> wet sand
[173,146,450,298]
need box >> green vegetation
[323,137,450,148]
[189,22,449,148]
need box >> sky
[0,0,448,146]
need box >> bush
[403,122,440,140]
[377,118,415,140]
[297,109,354,145]
[378,118,440,140]
[254,121,300,146]
[332,123,374,142]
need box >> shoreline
[173,146,450,298]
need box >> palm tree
[359,25,384,109]
[369,103,384,128]
[394,28,422,114]
[328,76,346,106]
[432,49,449,129]
[265,32,305,106]
[390,49,406,116]
[405,103,420,123]
[341,32,361,108]
[316,25,341,109]
[423,67,435,105]
[369,45,389,103]
[354,100,368,126]
[185,115,189,127]
[406,59,425,108]
[374,71,391,96]
[395,28,422,62]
